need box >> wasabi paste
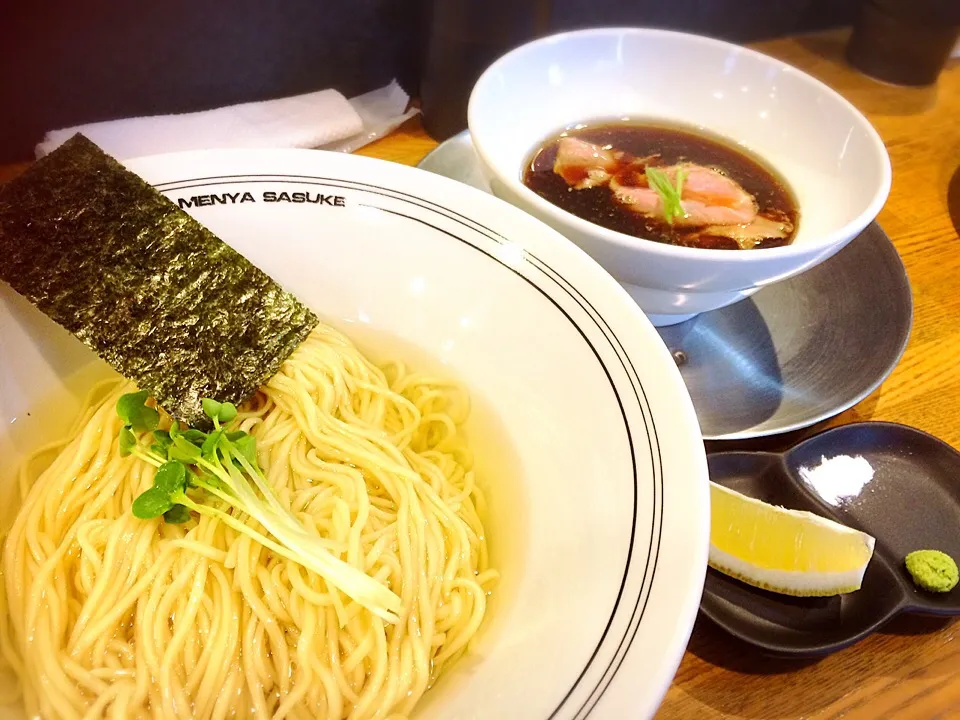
[905,550,959,593]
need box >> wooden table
[2,27,958,720]
[354,29,960,720]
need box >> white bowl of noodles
[0,149,708,719]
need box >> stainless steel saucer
[418,131,913,441]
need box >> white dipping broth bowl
[468,28,892,325]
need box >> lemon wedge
[709,482,876,596]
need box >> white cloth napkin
[35,83,414,159]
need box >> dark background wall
[0,0,856,162]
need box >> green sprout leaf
[201,429,224,462]
[117,391,148,425]
[218,402,238,423]
[645,166,688,225]
[132,486,174,519]
[152,430,172,449]
[232,434,259,470]
[150,430,173,457]
[676,166,688,201]
[169,435,202,463]
[168,447,200,464]
[163,505,192,524]
[138,407,159,433]
[116,390,160,432]
[181,429,207,445]
[153,461,187,494]
[119,426,137,457]
[201,398,222,421]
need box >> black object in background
[0,0,858,161]
[549,0,855,42]
[419,0,550,142]
[0,0,420,163]
[418,0,858,142]
[846,0,960,86]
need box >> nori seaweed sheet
[0,134,318,427]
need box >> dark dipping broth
[523,120,799,250]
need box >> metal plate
[419,131,914,440]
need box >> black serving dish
[702,422,960,657]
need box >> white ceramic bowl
[468,28,892,325]
[0,150,708,718]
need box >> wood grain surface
[357,29,960,720]
[2,27,958,720]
